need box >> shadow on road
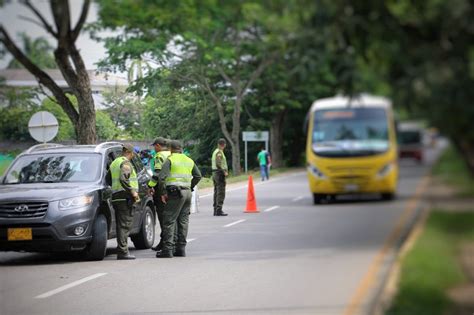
[0,251,85,266]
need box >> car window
[132,155,144,173]
[4,153,102,184]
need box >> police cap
[122,143,135,154]
[170,140,183,151]
[150,137,168,146]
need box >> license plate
[7,228,32,241]
[344,184,359,192]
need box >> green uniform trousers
[113,200,134,256]
[162,189,192,252]
[153,195,166,242]
[213,171,226,214]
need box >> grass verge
[0,155,14,176]
[432,146,474,197]
[197,167,293,189]
[386,211,474,315]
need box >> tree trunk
[70,46,96,144]
[270,109,287,168]
[0,0,95,144]
[453,138,474,178]
[230,98,242,176]
[228,138,241,176]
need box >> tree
[42,95,118,141]
[101,86,147,140]
[336,0,474,175]
[143,84,221,174]
[7,33,56,69]
[94,0,296,175]
[0,0,97,144]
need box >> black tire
[381,193,395,201]
[131,206,155,249]
[84,214,108,261]
[313,193,324,205]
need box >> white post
[245,140,248,173]
[191,187,199,213]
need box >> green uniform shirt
[212,148,228,171]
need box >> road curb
[369,205,431,315]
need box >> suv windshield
[3,153,102,184]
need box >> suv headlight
[377,162,395,178]
[59,195,94,210]
[307,163,326,179]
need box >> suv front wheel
[131,206,155,249]
[84,214,108,261]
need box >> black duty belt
[167,185,190,190]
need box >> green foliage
[0,87,119,142]
[432,146,474,197]
[143,87,221,174]
[387,211,474,315]
[0,155,14,176]
[96,110,118,141]
[94,0,473,171]
[101,87,146,140]
[340,1,474,173]
[0,104,32,140]
[95,0,321,174]
[7,33,56,69]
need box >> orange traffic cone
[244,175,259,213]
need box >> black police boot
[174,247,186,257]
[156,250,173,258]
[117,253,136,260]
[151,241,163,251]
[215,211,228,216]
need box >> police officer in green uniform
[109,143,140,260]
[157,140,202,258]
[212,138,228,216]
[147,137,171,251]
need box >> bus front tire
[313,194,324,205]
[381,193,395,201]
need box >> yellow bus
[306,94,398,204]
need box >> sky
[0,0,108,71]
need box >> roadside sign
[28,111,59,143]
[242,131,269,173]
[242,131,269,141]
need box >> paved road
[0,148,439,315]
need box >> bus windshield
[3,153,102,184]
[312,107,389,157]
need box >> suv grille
[0,202,49,218]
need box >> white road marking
[264,205,280,212]
[292,196,305,202]
[35,273,107,299]
[187,238,196,242]
[223,219,246,228]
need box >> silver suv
[0,142,155,260]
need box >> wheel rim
[145,210,154,243]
